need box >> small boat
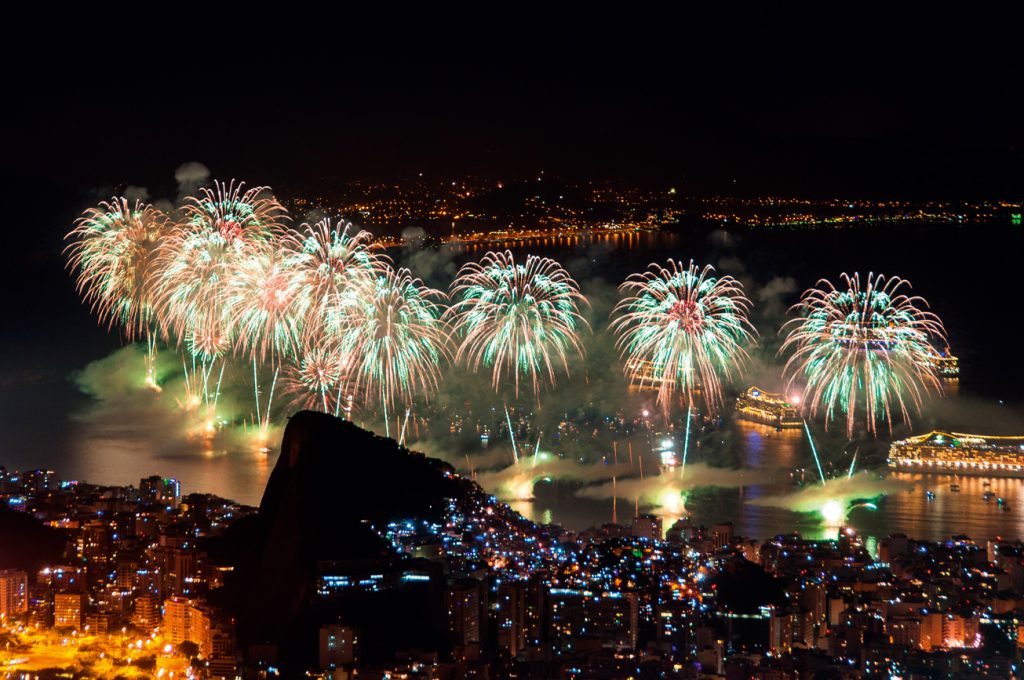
[997,497,1006,507]
[983,481,992,487]
[926,490,936,500]
[950,484,960,492]
[983,491,994,501]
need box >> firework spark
[153,180,287,352]
[448,250,589,398]
[781,272,946,436]
[338,266,451,431]
[611,259,754,415]
[283,217,386,343]
[225,242,303,364]
[282,346,349,415]
[66,197,169,339]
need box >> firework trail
[611,259,754,416]
[781,272,946,436]
[338,266,451,435]
[153,179,288,429]
[66,197,170,385]
[448,250,589,397]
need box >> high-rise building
[768,609,792,655]
[82,519,112,564]
[445,578,483,646]
[632,514,663,540]
[54,592,82,630]
[496,581,526,657]
[0,569,28,616]
[319,624,358,671]
[163,596,214,655]
[140,476,181,508]
[133,593,160,630]
[712,522,734,552]
[656,599,695,659]
[164,596,190,644]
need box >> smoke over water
[474,452,632,501]
[71,344,283,458]
[576,463,754,515]
[746,473,912,520]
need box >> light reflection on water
[65,419,279,508]
[58,412,1024,544]
[511,420,1024,544]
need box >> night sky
[1,8,1022,459]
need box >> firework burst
[338,266,451,429]
[225,242,303,364]
[781,272,946,436]
[611,259,754,415]
[65,197,169,339]
[282,345,350,414]
[153,180,287,351]
[448,250,589,398]
[283,218,386,343]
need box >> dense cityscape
[4,420,1024,679]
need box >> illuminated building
[632,514,663,541]
[768,609,793,655]
[0,569,28,616]
[888,431,1024,476]
[446,578,484,654]
[712,522,734,552]
[82,518,112,564]
[319,624,358,671]
[549,589,638,652]
[164,595,190,644]
[656,600,695,658]
[735,387,801,428]
[496,581,526,657]
[140,475,181,508]
[54,592,82,629]
[164,595,213,655]
[133,593,160,630]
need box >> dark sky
[5,8,1023,199]
[1,8,1022,460]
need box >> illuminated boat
[734,387,802,429]
[652,432,678,468]
[930,348,959,378]
[888,431,1024,477]
[624,358,677,393]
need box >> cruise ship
[930,349,960,378]
[734,387,802,429]
[888,431,1024,476]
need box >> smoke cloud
[174,161,210,200]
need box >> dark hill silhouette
[0,504,66,572]
[215,410,479,670]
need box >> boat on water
[925,490,935,500]
[950,483,960,492]
[983,491,994,501]
[888,431,1024,477]
[930,348,960,378]
[735,387,802,429]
